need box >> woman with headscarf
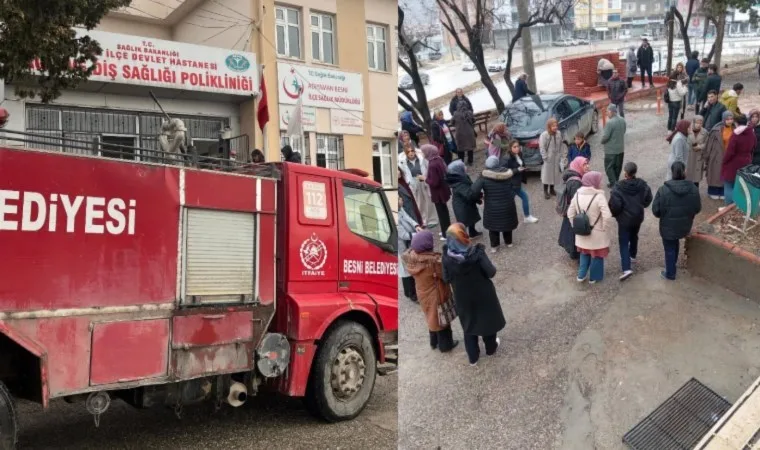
[446,160,482,237]
[539,118,563,199]
[666,119,691,181]
[486,122,511,159]
[400,111,424,146]
[471,156,518,253]
[557,156,590,260]
[399,143,438,227]
[431,110,457,165]
[441,223,505,367]
[401,230,458,353]
[686,115,709,185]
[748,109,760,165]
[398,195,422,302]
[398,130,417,153]
[703,110,735,199]
[451,101,477,165]
[721,114,758,206]
[626,45,638,88]
[422,143,452,240]
[566,171,613,284]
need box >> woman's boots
[543,184,556,199]
[429,327,459,352]
[401,276,417,302]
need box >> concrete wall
[686,236,760,304]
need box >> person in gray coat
[626,46,638,88]
[666,120,691,181]
[601,104,627,188]
[398,196,422,302]
[451,101,476,165]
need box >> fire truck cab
[0,140,398,449]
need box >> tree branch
[437,1,473,60]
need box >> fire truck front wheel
[304,320,377,422]
[0,381,18,450]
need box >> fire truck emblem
[300,233,327,272]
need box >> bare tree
[696,0,757,67]
[437,0,575,113]
[502,0,575,98]
[397,5,437,133]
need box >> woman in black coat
[445,160,482,237]
[471,156,519,252]
[442,223,506,366]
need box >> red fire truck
[0,137,398,449]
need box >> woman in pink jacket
[566,171,613,284]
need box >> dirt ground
[398,69,760,450]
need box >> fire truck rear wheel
[304,320,377,422]
[0,381,18,450]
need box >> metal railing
[0,129,280,179]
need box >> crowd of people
[398,47,760,366]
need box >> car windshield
[499,99,554,132]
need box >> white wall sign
[277,62,364,111]
[279,104,316,131]
[30,29,258,96]
[330,109,364,135]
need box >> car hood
[511,129,542,140]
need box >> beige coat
[401,250,448,332]
[566,186,613,250]
[539,130,563,185]
[686,127,708,183]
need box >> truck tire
[304,321,377,422]
[0,381,18,450]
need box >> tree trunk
[477,64,505,113]
[713,13,726,69]
[504,27,523,98]
[517,0,536,92]
[666,11,674,75]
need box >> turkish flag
[256,73,269,131]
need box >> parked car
[576,38,589,45]
[428,52,443,61]
[398,73,430,89]
[487,59,507,72]
[462,61,476,71]
[498,94,598,171]
[553,39,573,47]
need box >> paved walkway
[398,69,760,450]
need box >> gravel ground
[16,374,396,449]
[398,70,760,450]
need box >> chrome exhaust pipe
[226,381,248,407]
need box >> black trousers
[443,150,453,165]
[640,66,653,86]
[468,225,479,236]
[456,150,474,164]
[463,334,498,364]
[667,101,682,131]
[434,202,451,237]
[626,77,633,88]
[430,326,455,352]
[488,230,512,247]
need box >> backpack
[571,193,601,236]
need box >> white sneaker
[524,215,539,224]
[507,244,514,248]
[490,247,498,254]
[630,257,637,264]
[719,196,725,200]
[589,280,597,285]
[495,337,501,350]
[576,276,586,283]
[709,195,720,200]
[439,237,446,241]
[470,362,478,367]
[619,270,634,281]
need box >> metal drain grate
[623,378,732,450]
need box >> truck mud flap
[377,344,397,376]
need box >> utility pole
[517,0,537,92]
[666,4,674,75]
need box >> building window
[640,4,646,12]
[372,139,393,187]
[367,24,388,72]
[280,131,311,165]
[311,13,335,64]
[624,3,635,12]
[654,3,660,11]
[342,183,393,245]
[276,6,301,59]
[316,134,343,170]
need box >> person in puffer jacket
[719,83,743,117]
[652,162,702,280]
[608,162,653,281]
